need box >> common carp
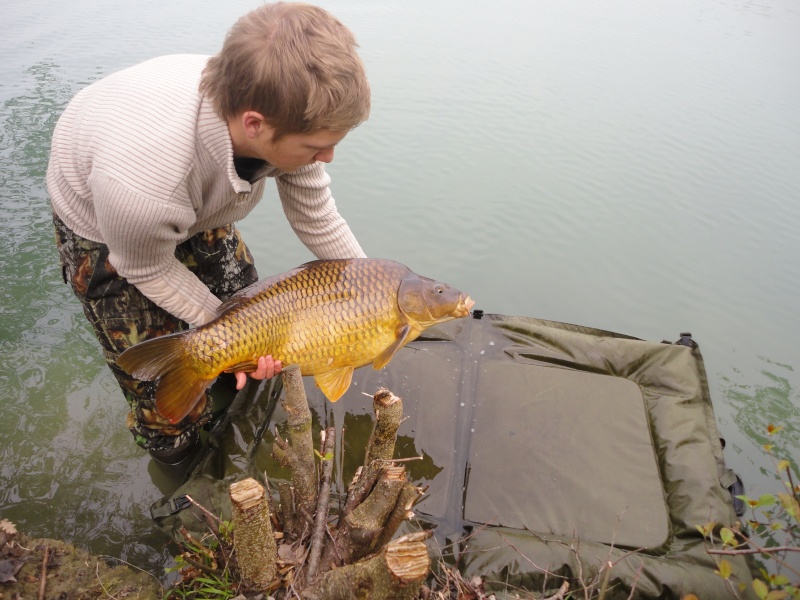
[118,259,474,423]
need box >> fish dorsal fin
[372,323,413,371]
[214,264,308,318]
[314,366,355,402]
[215,295,249,319]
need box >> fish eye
[434,284,444,294]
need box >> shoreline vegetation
[0,525,163,599]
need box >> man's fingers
[235,371,247,390]
[254,356,269,379]
[234,356,284,389]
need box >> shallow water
[1,0,798,578]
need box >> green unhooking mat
[151,313,757,599]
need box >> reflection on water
[0,60,175,572]
[725,358,799,462]
[1,0,799,580]
[259,394,445,500]
[720,357,800,573]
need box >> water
[1,0,798,579]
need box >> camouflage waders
[53,213,259,452]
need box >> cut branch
[301,532,431,600]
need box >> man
[47,2,370,464]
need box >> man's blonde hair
[201,2,370,139]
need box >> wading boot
[148,433,201,466]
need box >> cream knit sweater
[47,54,366,327]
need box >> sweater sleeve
[91,172,221,327]
[276,162,367,259]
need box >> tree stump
[228,370,430,596]
[229,478,277,590]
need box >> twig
[625,562,644,600]
[543,580,570,600]
[184,493,222,535]
[178,553,226,578]
[306,426,336,583]
[378,456,424,464]
[597,561,612,600]
[184,493,221,522]
[339,423,346,517]
[708,546,800,555]
[96,555,164,589]
[38,546,48,600]
[709,545,800,579]
[179,526,217,566]
[496,531,563,579]
[324,522,346,564]
[95,561,116,599]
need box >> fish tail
[117,332,213,425]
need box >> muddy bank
[1,522,162,599]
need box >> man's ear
[241,111,266,139]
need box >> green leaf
[777,493,800,519]
[720,527,736,546]
[754,579,769,600]
[757,494,777,507]
[196,584,230,597]
[716,560,732,580]
[738,494,761,508]
[695,523,714,538]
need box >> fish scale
[118,258,473,423]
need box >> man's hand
[235,355,283,390]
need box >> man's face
[257,128,349,172]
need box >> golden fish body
[118,259,474,423]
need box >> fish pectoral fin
[314,367,355,403]
[372,324,411,371]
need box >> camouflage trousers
[53,213,259,452]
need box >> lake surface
[1,0,798,579]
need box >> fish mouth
[455,295,475,317]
